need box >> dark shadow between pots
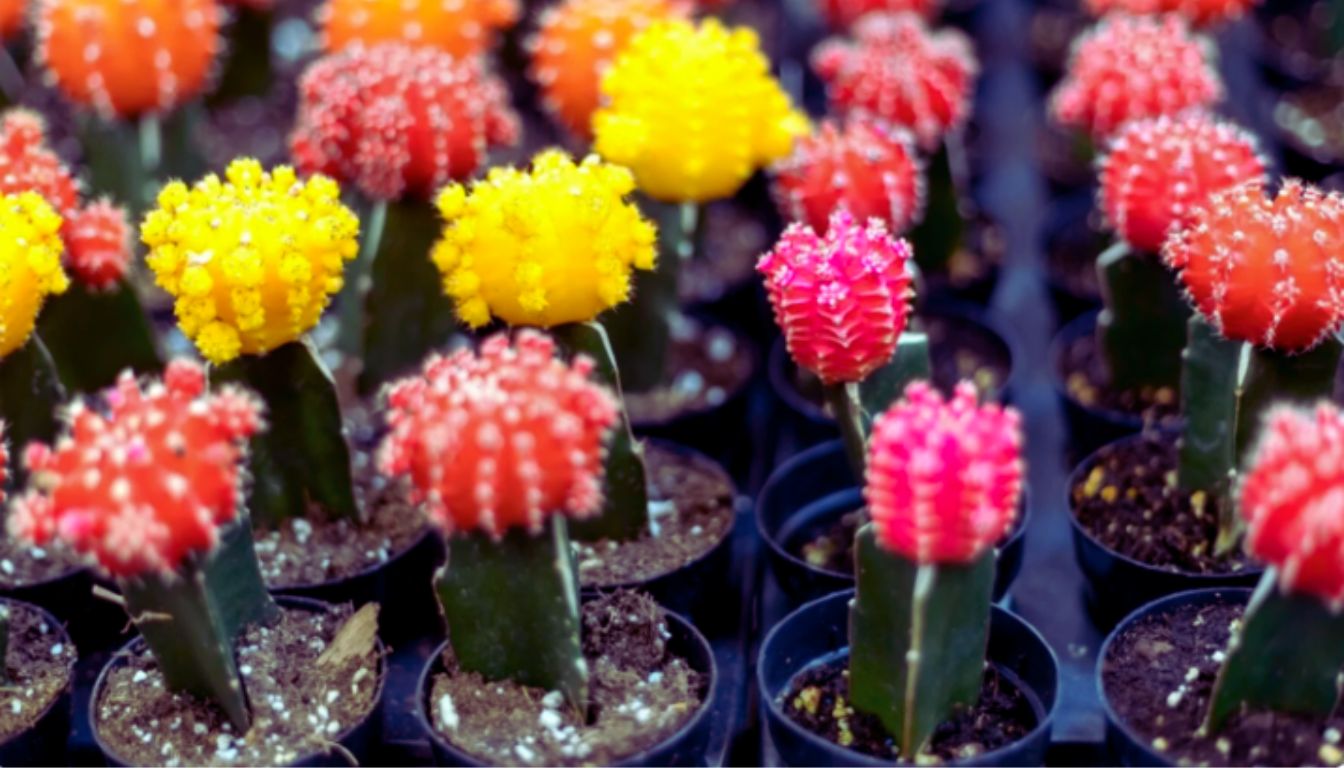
[0,597,74,767]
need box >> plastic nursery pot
[758,590,1059,767]
[416,605,720,767]
[0,598,75,767]
[756,440,1028,607]
[89,595,387,768]
[1067,435,1261,628]
[1097,588,1252,767]
[2,565,129,653]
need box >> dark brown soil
[1103,599,1344,766]
[1059,330,1182,426]
[95,604,381,767]
[576,443,734,586]
[429,591,704,766]
[1071,434,1253,575]
[625,320,753,424]
[0,602,76,740]
[783,660,1037,762]
[0,536,81,590]
[680,201,766,306]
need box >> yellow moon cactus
[0,192,69,359]
[593,18,808,204]
[142,159,359,365]
[431,150,657,328]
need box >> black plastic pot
[89,595,386,768]
[2,565,129,653]
[1067,435,1261,628]
[758,590,1059,766]
[416,606,719,767]
[1097,588,1252,767]
[756,439,1028,607]
[0,598,75,767]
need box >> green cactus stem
[907,138,967,280]
[551,321,649,543]
[1235,339,1343,460]
[37,281,162,393]
[1095,242,1190,394]
[848,523,995,757]
[1176,315,1243,554]
[0,335,65,490]
[80,109,203,218]
[435,517,588,712]
[210,339,359,528]
[209,3,274,105]
[824,332,933,478]
[1204,569,1344,731]
[356,198,460,396]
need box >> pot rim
[0,596,76,750]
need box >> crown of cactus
[1084,0,1259,26]
[0,192,68,359]
[431,150,656,328]
[758,209,913,386]
[141,159,359,365]
[1163,180,1344,352]
[7,360,262,577]
[771,117,924,237]
[592,18,808,204]
[36,0,222,118]
[812,13,977,151]
[291,43,520,202]
[318,0,519,58]
[864,380,1022,564]
[379,330,618,539]
[1050,15,1222,139]
[0,0,23,40]
[1099,111,1265,254]
[64,200,131,291]
[527,0,689,141]
[813,0,940,28]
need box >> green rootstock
[1177,316,1242,553]
[1235,338,1343,460]
[210,340,358,528]
[907,139,966,279]
[1096,243,1189,394]
[209,4,274,105]
[0,335,65,490]
[849,524,995,758]
[552,321,649,543]
[38,280,162,393]
[825,332,932,478]
[436,518,588,712]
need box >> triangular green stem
[338,198,387,357]
[203,515,280,638]
[1235,339,1343,460]
[37,280,162,393]
[1177,316,1243,554]
[907,137,966,278]
[0,334,65,490]
[1096,243,1189,393]
[825,332,933,479]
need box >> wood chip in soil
[0,602,75,740]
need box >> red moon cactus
[812,0,940,28]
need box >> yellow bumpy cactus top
[142,159,359,365]
[0,192,68,359]
[431,150,656,328]
[593,18,808,204]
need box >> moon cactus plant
[317,0,520,58]
[378,331,618,710]
[1083,0,1259,26]
[812,0,940,28]
[851,380,1023,757]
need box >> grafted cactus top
[318,0,519,58]
[378,331,619,539]
[865,381,1023,564]
[7,360,262,577]
[0,192,69,358]
[812,0,940,28]
[0,0,21,40]
[141,159,359,364]
[1084,0,1260,26]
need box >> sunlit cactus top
[812,13,977,151]
[0,192,69,359]
[1049,15,1222,139]
[865,381,1023,565]
[1084,0,1259,26]
[378,331,619,539]
[7,361,262,578]
[291,42,520,202]
[812,0,940,28]
[1241,402,1344,608]
[527,0,690,141]
[758,209,913,386]
[431,150,656,329]
[37,0,223,118]
[141,159,359,365]
[1163,180,1344,353]
[318,0,520,58]
[1099,111,1265,254]
[771,117,924,237]
[593,18,808,204]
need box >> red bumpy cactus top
[1084,0,1259,26]
[318,0,519,58]
[1241,402,1344,607]
[812,12,977,150]
[771,117,924,237]
[0,0,23,41]
[1050,15,1222,139]
[812,0,940,28]
[1099,111,1265,254]
[7,360,263,578]
[757,208,913,386]
[0,110,132,290]
[1163,180,1344,352]
[379,330,619,539]
[865,381,1022,564]
[292,43,519,202]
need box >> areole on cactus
[318,0,520,58]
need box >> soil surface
[794,505,1024,577]
[95,604,381,767]
[1071,434,1253,575]
[429,591,704,766]
[783,660,1037,763]
[0,537,81,590]
[1104,599,1344,766]
[625,320,753,424]
[680,201,768,306]
[0,602,76,740]
[1059,330,1182,426]
[576,443,735,586]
